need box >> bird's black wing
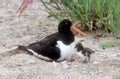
[27,33,59,50]
[39,33,59,47]
[26,33,60,60]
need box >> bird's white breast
[56,41,75,61]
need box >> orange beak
[71,26,86,36]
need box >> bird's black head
[58,19,72,33]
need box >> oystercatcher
[18,19,75,62]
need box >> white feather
[76,51,87,61]
[56,41,75,61]
[27,48,51,61]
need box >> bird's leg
[16,0,33,17]
[83,55,90,63]
[83,58,88,63]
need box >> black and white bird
[18,19,76,62]
[75,42,94,63]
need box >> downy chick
[75,42,94,63]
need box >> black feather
[17,19,75,61]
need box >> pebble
[110,54,117,57]
[93,61,100,65]
[83,71,88,74]
[63,63,69,69]
[27,60,36,64]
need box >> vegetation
[113,74,120,79]
[100,41,120,48]
[41,0,120,36]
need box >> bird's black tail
[17,45,33,55]
[17,45,28,51]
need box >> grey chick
[75,42,94,63]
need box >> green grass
[113,74,120,79]
[41,0,120,36]
[100,41,120,48]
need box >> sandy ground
[0,0,120,79]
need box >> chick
[75,42,94,63]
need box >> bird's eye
[65,22,68,25]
